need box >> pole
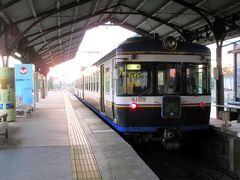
[216,41,225,118]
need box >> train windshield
[185,64,210,95]
[156,64,181,95]
[116,63,152,95]
[116,62,210,96]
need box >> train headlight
[162,36,177,50]
[199,102,206,108]
[130,102,138,110]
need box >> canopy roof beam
[39,36,80,56]
[26,3,120,45]
[0,0,21,11]
[35,19,109,53]
[121,3,184,36]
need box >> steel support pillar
[216,44,225,117]
[34,72,39,103]
[45,75,48,97]
[40,75,46,99]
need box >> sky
[208,38,240,67]
[1,56,21,68]
[47,25,136,81]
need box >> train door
[112,59,116,119]
[100,65,105,112]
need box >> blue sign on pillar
[15,64,35,107]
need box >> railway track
[127,140,238,180]
[74,92,238,180]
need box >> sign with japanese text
[15,64,35,107]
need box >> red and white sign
[20,67,27,75]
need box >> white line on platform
[92,129,114,133]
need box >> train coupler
[162,128,182,150]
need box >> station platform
[0,91,158,180]
[208,113,240,174]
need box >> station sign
[15,64,35,107]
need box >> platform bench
[16,104,32,118]
[0,112,8,138]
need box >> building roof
[1,0,240,74]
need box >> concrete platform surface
[68,95,159,180]
[0,91,72,180]
[0,91,159,180]
[210,118,240,137]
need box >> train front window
[186,64,210,95]
[156,64,182,94]
[116,63,152,95]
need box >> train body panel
[74,36,211,133]
[113,95,210,130]
[114,105,210,128]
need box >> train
[74,36,211,144]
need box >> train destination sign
[127,64,141,70]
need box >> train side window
[87,75,89,91]
[91,73,94,91]
[96,71,100,92]
[105,67,110,94]
[95,72,97,92]
[93,73,95,92]
[90,74,92,91]
[89,75,91,91]
[88,75,90,91]
[92,72,95,92]
[85,76,87,90]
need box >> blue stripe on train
[75,95,209,133]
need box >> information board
[15,64,35,107]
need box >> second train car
[74,36,211,142]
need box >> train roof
[94,36,210,66]
[93,49,116,66]
[117,36,211,55]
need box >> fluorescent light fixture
[14,52,21,58]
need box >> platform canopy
[0,0,239,74]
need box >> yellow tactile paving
[65,96,102,180]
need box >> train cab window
[157,64,181,94]
[116,64,127,95]
[116,63,152,96]
[186,64,210,95]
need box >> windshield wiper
[139,87,152,96]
